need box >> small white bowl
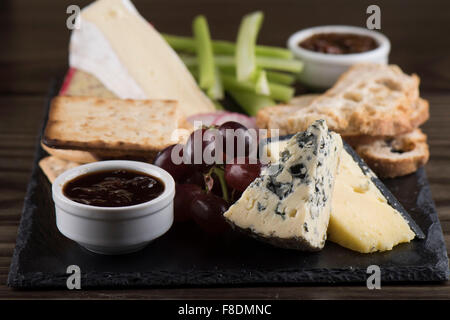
[288,25,390,89]
[52,160,175,255]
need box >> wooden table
[1,0,449,299]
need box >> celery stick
[213,55,236,67]
[180,54,198,68]
[254,69,270,95]
[217,66,295,85]
[221,74,293,102]
[186,59,295,102]
[236,11,264,81]
[256,45,292,59]
[215,40,293,59]
[228,89,275,115]
[268,82,295,102]
[207,67,224,100]
[210,40,235,55]
[213,100,225,110]
[255,45,293,59]
[187,66,223,104]
[265,71,295,85]
[187,65,198,80]
[163,33,293,58]
[183,54,303,73]
[163,34,196,52]
[216,65,236,74]
[193,15,215,89]
[221,74,255,92]
[256,56,303,73]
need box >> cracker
[41,142,99,164]
[43,96,188,158]
[39,156,80,183]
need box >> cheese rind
[224,120,343,250]
[263,138,416,253]
[70,0,215,116]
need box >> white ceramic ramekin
[52,160,175,255]
[288,25,390,89]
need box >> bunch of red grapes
[154,121,263,234]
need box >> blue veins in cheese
[70,0,215,116]
[224,120,343,251]
[263,136,416,253]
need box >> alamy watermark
[66,5,81,30]
[366,265,381,289]
[66,264,81,290]
[366,5,381,30]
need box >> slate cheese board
[7,80,449,288]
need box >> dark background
[0,0,449,299]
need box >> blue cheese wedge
[262,136,424,253]
[224,120,343,251]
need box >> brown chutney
[63,169,165,207]
[299,32,379,54]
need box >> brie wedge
[70,0,215,116]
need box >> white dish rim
[287,25,391,65]
[52,160,175,219]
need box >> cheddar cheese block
[70,0,215,116]
[43,96,191,160]
[262,135,424,253]
[224,120,343,251]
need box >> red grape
[190,193,230,234]
[184,128,221,171]
[225,158,262,192]
[174,184,203,222]
[209,171,232,199]
[153,144,191,182]
[218,121,254,162]
[182,170,205,188]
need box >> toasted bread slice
[352,129,429,178]
[39,156,80,183]
[43,96,191,159]
[342,98,429,146]
[256,94,319,136]
[259,64,420,137]
[409,97,429,128]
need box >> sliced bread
[43,96,191,159]
[256,63,425,137]
[256,94,319,136]
[352,129,429,178]
[342,98,429,144]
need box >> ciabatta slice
[284,63,421,136]
[256,94,319,136]
[353,129,429,178]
